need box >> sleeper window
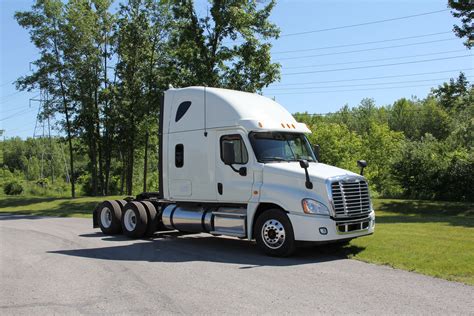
[175,144,184,168]
[175,101,191,122]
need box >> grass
[0,195,123,218]
[0,195,473,285]
[349,199,474,285]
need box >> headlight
[302,199,330,216]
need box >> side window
[175,144,184,168]
[175,101,191,122]
[220,135,248,164]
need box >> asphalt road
[1,214,473,315]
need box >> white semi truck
[93,86,375,256]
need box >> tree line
[2,74,472,201]
[295,73,473,201]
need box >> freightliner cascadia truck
[93,86,375,256]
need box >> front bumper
[288,210,375,242]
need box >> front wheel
[254,209,296,257]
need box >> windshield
[249,132,316,163]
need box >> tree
[167,0,280,92]
[418,98,451,140]
[431,72,471,110]
[15,0,77,198]
[114,0,170,195]
[305,120,363,172]
[448,0,474,48]
[388,98,419,139]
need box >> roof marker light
[287,123,291,128]
[258,122,263,128]
[281,123,285,128]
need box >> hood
[263,162,360,183]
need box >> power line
[270,68,474,86]
[265,77,472,91]
[3,126,35,134]
[279,9,450,37]
[282,50,466,70]
[0,90,24,102]
[1,104,31,114]
[281,55,473,76]
[265,83,442,96]
[0,108,31,121]
[273,32,452,54]
[0,81,14,88]
[274,38,459,61]
[295,108,432,116]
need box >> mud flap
[92,204,99,228]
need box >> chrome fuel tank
[161,205,246,237]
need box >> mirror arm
[226,163,247,176]
[228,164,239,173]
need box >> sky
[1,0,473,139]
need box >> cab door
[215,131,254,203]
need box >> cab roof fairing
[164,86,312,134]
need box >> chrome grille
[331,179,371,218]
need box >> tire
[140,201,158,237]
[98,200,123,235]
[115,199,127,208]
[121,201,148,238]
[254,209,296,257]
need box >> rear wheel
[115,199,127,208]
[121,202,148,238]
[254,209,295,257]
[140,201,158,237]
[98,200,122,235]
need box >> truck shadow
[50,233,365,268]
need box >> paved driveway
[1,214,473,314]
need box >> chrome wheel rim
[124,209,137,232]
[100,207,112,228]
[261,219,286,249]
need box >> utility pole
[30,90,65,187]
[46,91,54,184]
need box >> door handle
[217,183,223,195]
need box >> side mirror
[313,144,320,161]
[222,141,235,165]
[298,159,313,189]
[299,159,309,169]
[357,160,367,175]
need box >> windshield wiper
[260,157,289,162]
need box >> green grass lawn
[349,199,474,285]
[0,196,473,285]
[0,195,123,218]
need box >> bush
[24,179,70,197]
[4,181,23,195]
